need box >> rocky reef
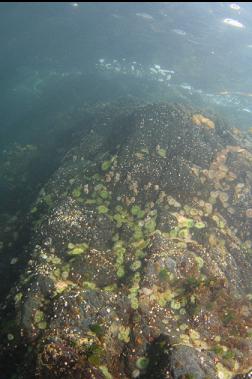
[0,103,251,379]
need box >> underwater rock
[169,345,218,379]
[0,103,252,379]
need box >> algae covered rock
[1,103,252,379]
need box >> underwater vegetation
[0,102,251,379]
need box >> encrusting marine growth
[0,103,251,379]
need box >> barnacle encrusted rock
[1,103,251,379]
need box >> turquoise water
[0,3,252,378]
[1,2,252,146]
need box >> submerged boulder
[1,103,252,379]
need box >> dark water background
[0,0,252,307]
